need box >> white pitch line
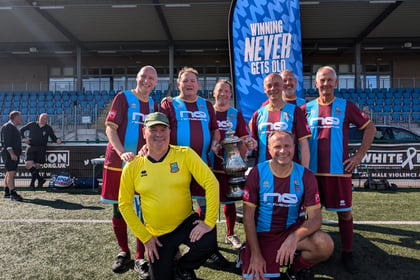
[0,219,110,223]
[322,220,420,225]
[0,219,419,225]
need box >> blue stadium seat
[14,95,22,101]
[393,98,402,105]
[47,108,55,114]
[380,88,387,93]
[359,92,367,99]
[350,92,358,100]
[376,92,385,99]
[413,105,420,112]
[342,93,350,99]
[366,99,375,106]
[402,98,411,105]
[412,113,420,122]
[384,99,393,105]
[383,105,392,113]
[413,98,420,105]
[373,105,382,113]
[56,108,63,114]
[356,88,364,94]
[402,91,411,99]
[385,92,393,99]
[339,88,347,94]
[391,113,400,122]
[21,108,28,114]
[367,92,375,99]
[38,95,45,101]
[29,95,37,102]
[2,115,9,123]
[392,105,401,112]
[388,88,396,94]
[402,105,411,113]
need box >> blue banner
[229,0,303,122]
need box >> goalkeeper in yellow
[119,112,219,280]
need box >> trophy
[218,120,248,200]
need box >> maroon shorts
[241,222,302,278]
[101,168,122,204]
[316,176,352,212]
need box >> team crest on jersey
[108,109,117,120]
[42,131,46,136]
[131,103,137,109]
[170,162,179,173]
[293,179,300,191]
[199,103,206,110]
[177,103,183,108]
[283,112,290,121]
[262,180,270,187]
[335,107,343,115]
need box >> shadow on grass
[21,197,104,210]
[315,229,420,279]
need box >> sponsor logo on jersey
[258,121,289,132]
[140,170,147,177]
[315,192,320,204]
[179,110,208,121]
[339,199,346,206]
[309,117,340,128]
[108,109,117,120]
[262,192,298,207]
[170,162,179,173]
[132,112,147,124]
[217,120,233,130]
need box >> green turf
[0,186,419,279]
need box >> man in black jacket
[20,113,61,189]
[1,111,23,201]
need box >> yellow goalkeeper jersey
[119,145,219,243]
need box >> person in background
[101,65,159,279]
[119,112,219,280]
[261,69,305,108]
[241,130,334,280]
[20,113,61,189]
[210,79,257,250]
[1,111,23,201]
[160,67,229,267]
[249,73,311,168]
[301,66,376,274]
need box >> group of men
[102,64,375,280]
[1,112,61,201]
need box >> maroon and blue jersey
[104,90,158,169]
[160,96,218,164]
[210,107,249,171]
[243,161,320,233]
[301,97,370,176]
[250,103,311,164]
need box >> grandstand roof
[0,0,419,58]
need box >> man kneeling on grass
[241,130,334,280]
[119,112,219,280]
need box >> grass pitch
[0,185,419,280]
